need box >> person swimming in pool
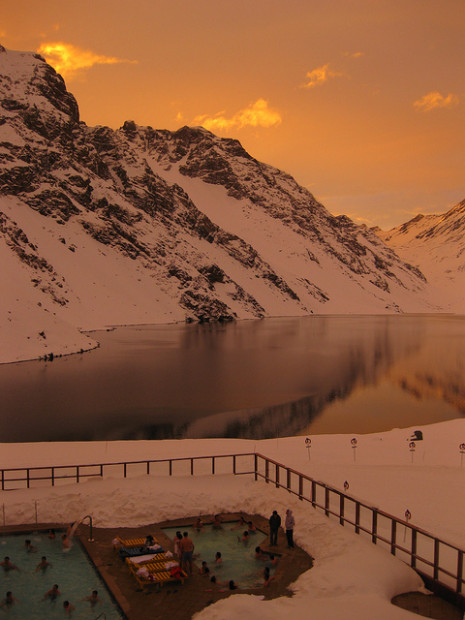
[239,530,250,544]
[255,546,266,560]
[247,521,257,533]
[200,561,210,576]
[43,584,61,602]
[83,590,101,607]
[0,591,19,608]
[36,556,52,572]
[0,557,19,571]
[215,551,222,565]
[25,539,37,553]
[63,600,75,614]
[193,517,204,530]
[212,514,223,529]
[61,534,71,550]
[228,579,240,590]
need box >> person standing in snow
[269,510,281,546]
[285,509,295,548]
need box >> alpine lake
[1,315,465,442]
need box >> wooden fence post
[434,539,440,580]
[457,550,463,594]
[391,520,397,555]
[372,510,378,544]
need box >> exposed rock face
[0,45,439,361]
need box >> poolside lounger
[125,553,169,566]
[127,561,187,589]
[116,536,158,548]
[119,545,164,559]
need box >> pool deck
[76,512,312,620]
[2,519,462,620]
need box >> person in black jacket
[269,510,281,545]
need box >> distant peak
[0,44,6,54]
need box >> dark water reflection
[1,315,465,442]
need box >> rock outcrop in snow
[0,46,438,362]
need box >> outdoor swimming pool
[163,523,276,588]
[0,532,124,619]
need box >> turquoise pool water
[0,532,124,619]
[163,523,276,588]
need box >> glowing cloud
[37,42,136,78]
[193,98,282,131]
[413,91,458,112]
[302,63,343,88]
[343,51,364,59]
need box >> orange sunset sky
[2,0,465,228]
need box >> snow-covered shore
[2,419,465,618]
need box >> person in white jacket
[285,509,295,548]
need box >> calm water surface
[1,315,465,442]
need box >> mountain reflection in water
[0,315,464,442]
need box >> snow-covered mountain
[0,46,437,363]
[377,200,465,313]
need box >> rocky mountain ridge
[0,45,442,363]
[377,199,465,313]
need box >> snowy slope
[0,45,440,363]
[377,199,465,313]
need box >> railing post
[433,539,440,580]
[100,465,103,478]
[339,494,344,525]
[51,468,55,487]
[190,458,194,476]
[411,530,417,569]
[76,466,79,484]
[1,470,4,491]
[391,520,397,555]
[372,510,378,544]
[287,468,291,491]
[212,457,215,475]
[324,487,329,516]
[311,481,316,506]
[265,459,269,484]
[27,469,30,489]
[254,454,258,481]
[457,550,463,594]
[298,475,303,500]
[355,502,360,534]
[169,460,172,476]
[233,455,236,475]
[147,461,150,475]
[123,463,127,478]
[275,464,279,488]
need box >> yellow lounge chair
[124,553,168,568]
[127,561,187,589]
[116,536,158,548]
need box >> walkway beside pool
[77,512,313,620]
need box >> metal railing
[0,453,255,490]
[254,453,465,608]
[1,451,464,607]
